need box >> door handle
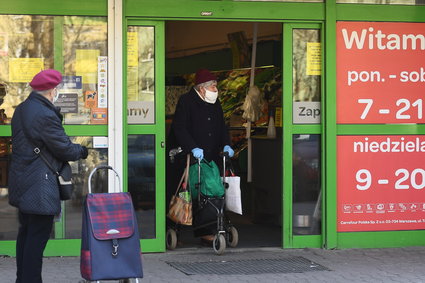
[161,141,165,148]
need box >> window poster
[55,92,78,113]
[76,49,100,84]
[62,76,82,90]
[98,56,108,108]
[337,22,425,124]
[337,135,425,232]
[91,107,107,124]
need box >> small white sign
[293,101,321,124]
[93,136,108,148]
[127,101,154,124]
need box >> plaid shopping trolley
[80,166,143,281]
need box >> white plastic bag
[224,176,242,215]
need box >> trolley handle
[222,152,230,188]
[88,165,121,194]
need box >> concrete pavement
[1,246,425,282]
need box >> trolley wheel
[166,228,177,250]
[227,226,239,248]
[213,234,226,255]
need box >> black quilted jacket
[171,88,230,164]
[8,92,86,215]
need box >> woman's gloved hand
[81,146,89,159]
[191,147,204,160]
[223,145,234,158]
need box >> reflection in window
[293,29,321,102]
[127,26,155,124]
[128,135,156,239]
[0,137,16,240]
[292,134,321,235]
[0,15,108,125]
[337,0,423,4]
[65,136,108,239]
[0,136,108,240]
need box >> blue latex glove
[223,145,234,158]
[191,148,204,160]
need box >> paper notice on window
[127,32,138,67]
[275,107,282,127]
[9,58,44,82]
[76,49,100,84]
[307,42,321,76]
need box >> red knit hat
[30,69,62,91]
[195,69,217,85]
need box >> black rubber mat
[166,256,330,275]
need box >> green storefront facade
[0,0,425,256]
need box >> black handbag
[35,149,74,201]
[19,111,74,200]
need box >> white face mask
[52,88,60,103]
[204,89,218,104]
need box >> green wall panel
[338,231,425,249]
[324,0,338,250]
[126,0,325,21]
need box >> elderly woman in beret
[8,69,88,283]
[170,69,234,244]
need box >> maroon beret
[195,69,217,85]
[30,69,62,91]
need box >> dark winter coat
[171,88,230,163]
[8,92,86,215]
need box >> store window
[337,0,424,4]
[0,15,108,125]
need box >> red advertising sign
[337,22,425,124]
[337,135,425,232]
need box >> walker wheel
[166,228,177,250]
[227,226,239,248]
[213,234,226,255]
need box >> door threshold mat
[166,256,330,275]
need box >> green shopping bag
[189,159,225,198]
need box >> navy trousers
[15,212,54,283]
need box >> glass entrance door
[125,21,166,252]
[283,23,323,248]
